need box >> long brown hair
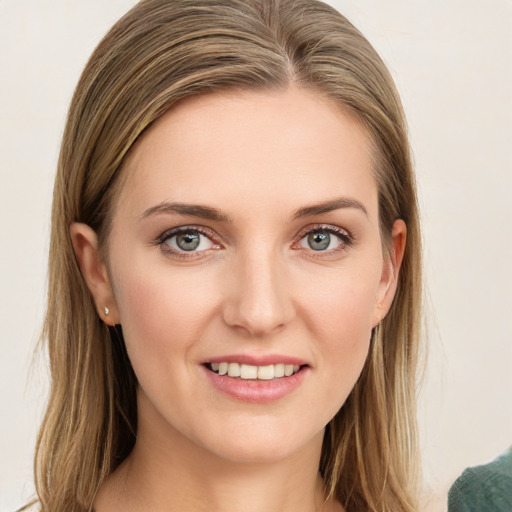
[29,1,422,510]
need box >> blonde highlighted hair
[29,1,422,511]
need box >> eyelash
[293,224,354,257]
[154,225,221,259]
[154,224,354,259]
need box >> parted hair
[29,1,422,511]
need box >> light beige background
[1,1,511,510]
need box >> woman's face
[96,87,403,464]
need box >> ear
[70,222,119,326]
[372,219,407,327]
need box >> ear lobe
[70,222,119,326]
[373,219,407,327]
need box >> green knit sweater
[448,446,512,512]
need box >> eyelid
[152,223,354,259]
[292,223,354,254]
[154,225,223,257]
[155,225,218,244]
[294,223,353,241]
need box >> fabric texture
[448,446,512,512]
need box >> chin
[191,416,325,465]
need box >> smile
[204,362,309,403]
[207,362,302,380]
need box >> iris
[176,231,201,251]
[307,231,330,251]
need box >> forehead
[117,86,378,221]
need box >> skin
[71,86,406,512]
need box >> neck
[95,395,339,512]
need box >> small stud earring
[104,306,110,317]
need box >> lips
[202,355,309,403]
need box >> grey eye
[307,231,331,251]
[176,231,201,251]
[161,228,219,255]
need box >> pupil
[308,232,330,251]
[177,232,200,251]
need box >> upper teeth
[210,362,301,380]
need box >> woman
[27,0,422,511]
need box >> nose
[222,249,295,337]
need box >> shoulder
[448,447,512,512]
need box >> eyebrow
[140,196,367,223]
[140,202,232,222]
[292,196,368,219]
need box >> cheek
[300,263,380,399]
[111,259,220,373]
[303,262,380,340]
